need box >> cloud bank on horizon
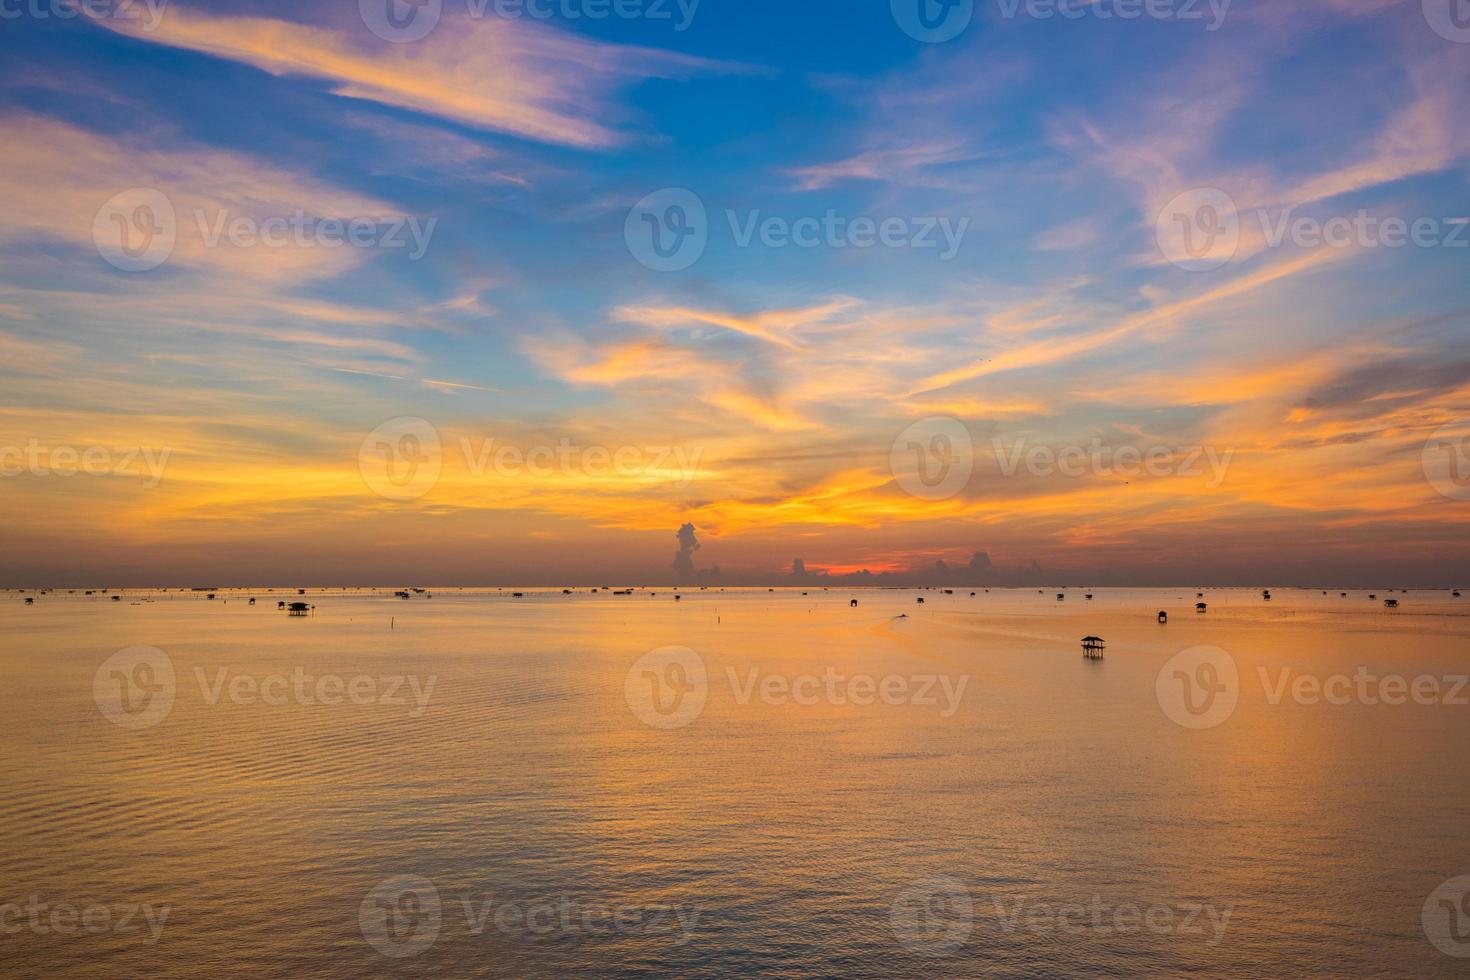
[1,0,1468,586]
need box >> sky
[1,0,1469,587]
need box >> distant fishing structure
[1196,602,1208,612]
[1081,635,1105,658]
[287,601,312,617]
[1158,610,1168,623]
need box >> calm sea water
[3,586,1468,977]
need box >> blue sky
[2,0,1469,586]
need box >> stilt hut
[1081,635,1105,658]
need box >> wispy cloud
[98,5,743,148]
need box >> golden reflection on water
[1,587,1467,976]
